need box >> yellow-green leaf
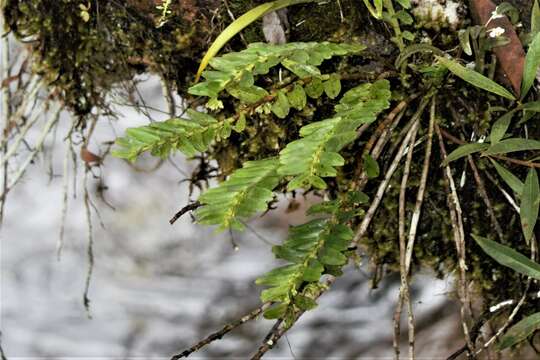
[436,56,516,100]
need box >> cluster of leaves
[113,41,391,324]
[256,192,367,323]
[189,41,365,109]
[193,79,390,228]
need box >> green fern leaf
[189,42,365,103]
[279,80,391,190]
[256,196,363,319]
[195,158,281,231]
[112,110,229,162]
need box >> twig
[436,124,474,353]
[394,117,418,360]
[0,105,62,201]
[0,331,7,360]
[170,302,271,359]
[56,135,72,260]
[250,277,336,360]
[0,18,11,224]
[161,78,176,118]
[354,97,412,189]
[467,157,504,241]
[169,201,201,225]
[82,169,94,319]
[351,96,431,247]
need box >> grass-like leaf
[520,169,539,243]
[489,110,516,144]
[489,159,524,194]
[444,143,489,163]
[484,138,540,155]
[436,56,516,100]
[521,32,540,98]
[472,234,540,280]
[498,312,540,350]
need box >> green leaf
[458,29,472,56]
[191,42,364,102]
[287,84,307,110]
[402,30,415,41]
[195,158,281,231]
[282,58,321,78]
[396,10,414,25]
[395,0,411,8]
[520,169,539,243]
[490,159,524,194]
[484,138,540,155]
[279,80,391,190]
[472,234,540,280]
[532,0,540,37]
[498,312,540,350]
[363,153,380,178]
[256,199,354,312]
[112,110,227,161]
[521,32,540,98]
[263,303,288,319]
[305,77,324,98]
[436,56,516,100]
[271,90,291,118]
[294,295,318,310]
[233,113,246,132]
[490,110,515,144]
[194,0,318,81]
[445,143,489,163]
[323,74,341,99]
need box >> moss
[3,0,216,118]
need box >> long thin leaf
[489,110,515,144]
[533,0,540,37]
[484,138,540,155]
[444,142,489,163]
[520,168,539,243]
[472,234,540,280]
[195,0,317,81]
[489,159,524,194]
[436,56,516,100]
[521,32,540,98]
[498,312,540,350]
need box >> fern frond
[278,79,391,190]
[195,158,281,231]
[256,194,366,321]
[188,42,365,104]
[112,110,233,162]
